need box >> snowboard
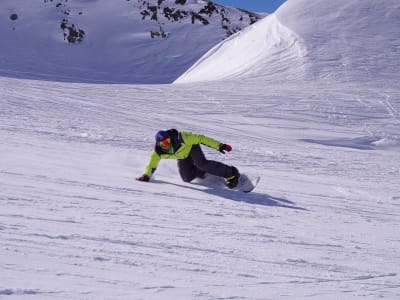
[139,173,260,193]
[235,174,260,193]
[194,173,259,193]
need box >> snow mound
[175,13,306,83]
[175,0,400,84]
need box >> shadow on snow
[153,179,307,211]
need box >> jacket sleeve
[181,131,222,150]
[143,151,161,177]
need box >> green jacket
[143,129,222,177]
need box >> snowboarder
[136,129,240,188]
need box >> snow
[0,0,262,84]
[1,0,400,299]
[174,12,306,83]
[175,0,400,84]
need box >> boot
[226,166,240,189]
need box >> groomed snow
[1,76,400,299]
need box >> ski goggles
[159,137,171,150]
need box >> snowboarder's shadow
[155,179,306,210]
[200,185,307,210]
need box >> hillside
[0,0,263,83]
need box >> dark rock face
[10,13,18,21]
[135,0,262,39]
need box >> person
[136,129,240,188]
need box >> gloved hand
[136,174,150,182]
[219,143,232,154]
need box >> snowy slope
[0,0,263,84]
[175,0,400,83]
[1,76,400,300]
[1,0,400,299]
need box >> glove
[219,143,232,154]
[136,174,150,182]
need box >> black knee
[181,174,196,183]
[178,162,197,182]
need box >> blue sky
[213,0,287,13]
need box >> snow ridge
[175,13,307,83]
[176,0,400,84]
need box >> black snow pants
[177,145,233,182]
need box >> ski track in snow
[1,76,400,299]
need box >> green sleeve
[181,131,222,150]
[143,151,161,176]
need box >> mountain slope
[1,75,400,299]
[175,0,400,84]
[0,0,263,84]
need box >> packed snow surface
[1,77,400,299]
[1,0,400,299]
